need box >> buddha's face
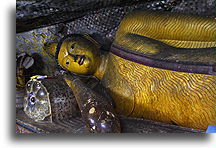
[57,35,100,75]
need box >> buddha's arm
[116,10,216,48]
[114,33,216,64]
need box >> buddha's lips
[110,44,215,75]
[69,54,85,65]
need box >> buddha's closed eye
[69,43,76,52]
[66,59,70,66]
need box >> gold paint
[116,10,216,48]
[57,34,101,75]
[114,33,215,63]
[94,53,109,80]
[102,54,134,116]
[55,11,216,130]
[104,53,215,130]
[109,11,215,130]
[16,69,25,90]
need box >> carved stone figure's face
[58,35,100,75]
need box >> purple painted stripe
[110,45,215,75]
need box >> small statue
[29,10,216,131]
[16,52,34,90]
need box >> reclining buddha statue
[44,10,215,130]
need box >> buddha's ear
[82,33,101,49]
[43,42,58,57]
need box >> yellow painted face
[57,35,101,75]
